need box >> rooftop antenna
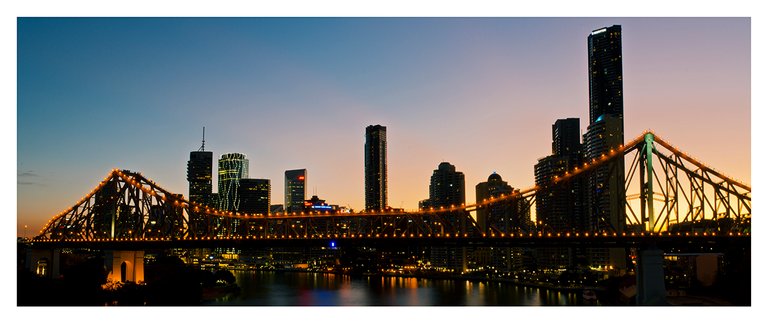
[198,126,206,151]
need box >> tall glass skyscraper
[365,125,387,210]
[584,25,626,270]
[187,132,213,236]
[285,169,306,213]
[238,178,270,215]
[588,25,624,126]
[188,151,213,205]
[218,153,249,211]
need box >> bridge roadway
[28,231,750,250]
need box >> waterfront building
[365,125,387,210]
[475,172,513,234]
[285,169,307,213]
[585,25,627,271]
[425,162,466,272]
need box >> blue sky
[17,17,751,236]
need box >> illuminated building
[588,25,624,126]
[188,151,213,206]
[238,178,270,215]
[218,153,249,212]
[285,169,307,213]
[585,25,626,271]
[365,125,387,210]
[303,195,336,214]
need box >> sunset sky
[16,17,750,237]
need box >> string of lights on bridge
[38,130,750,238]
[33,229,749,243]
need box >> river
[205,271,595,306]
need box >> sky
[16,17,751,237]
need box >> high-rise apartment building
[588,25,624,126]
[428,162,465,208]
[475,172,513,233]
[238,178,270,215]
[535,118,586,270]
[585,25,626,271]
[427,162,466,272]
[365,125,387,210]
[218,153,249,212]
[285,169,307,213]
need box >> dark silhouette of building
[428,162,465,208]
[585,25,627,271]
[475,172,528,273]
[424,162,466,272]
[365,125,387,210]
[285,169,306,213]
[475,172,513,234]
[238,178,270,215]
[535,118,586,269]
[218,153,249,212]
[187,132,213,236]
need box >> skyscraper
[552,118,582,156]
[428,162,465,208]
[218,153,249,211]
[187,130,212,236]
[588,25,624,126]
[285,169,307,213]
[365,125,387,210]
[238,178,270,215]
[427,162,466,272]
[475,172,513,233]
[585,25,626,271]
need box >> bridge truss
[34,131,750,243]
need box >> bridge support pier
[105,250,145,283]
[25,248,61,279]
[636,247,667,305]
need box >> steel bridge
[31,131,750,247]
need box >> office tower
[187,130,213,236]
[218,153,249,212]
[285,169,307,213]
[188,151,213,206]
[428,162,465,207]
[585,25,626,271]
[238,178,270,215]
[365,125,387,210]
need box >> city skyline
[17,17,750,237]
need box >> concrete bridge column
[105,250,145,283]
[25,248,61,279]
[636,247,667,305]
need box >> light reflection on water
[206,271,588,306]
